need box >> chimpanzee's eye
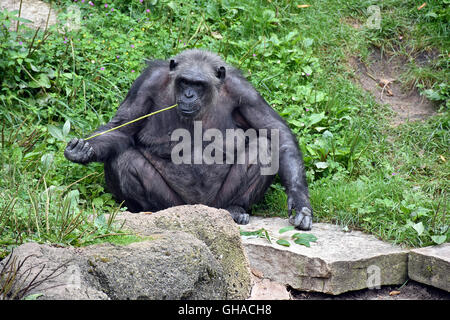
[179,79,189,87]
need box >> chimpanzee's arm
[227,73,313,230]
[65,64,168,163]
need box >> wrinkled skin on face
[64,49,313,230]
[175,77,208,118]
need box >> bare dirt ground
[349,47,438,126]
[290,280,450,300]
[0,0,58,30]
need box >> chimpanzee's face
[174,75,209,119]
[171,59,226,120]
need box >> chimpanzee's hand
[287,189,313,230]
[64,138,96,164]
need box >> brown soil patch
[349,48,437,126]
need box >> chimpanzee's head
[169,50,226,119]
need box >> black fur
[64,49,313,230]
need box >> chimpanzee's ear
[169,59,178,71]
[216,66,226,80]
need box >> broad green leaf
[30,63,40,72]
[262,9,276,22]
[166,1,176,10]
[303,65,313,75]
[92,197,104,208]
[288,119,304,128]
[322,130,333,139]
[276,239,291,247]
[63,120,71,137]
[29,73,51,89]
[315,126,327,132]
[66,189,80,203]
[431,235,446,245]
[240,228,272,244]
[240,228,265,237]
[292,233,318,247]
[307,112,325,127]
[315,162,329,169]
[47,125,64,141]
[412,222,425,236]
[294,238,311,247]
[41,153,54,171]
[292,233,318,242]
[94,214,107,228]
[279,226,295,234]
[285,31,299,42]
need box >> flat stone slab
[241,217,408,295]
[408,243,450,292]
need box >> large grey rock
[242,217,408,295]
[0,205,251,300]
[408,243,450,292]
[0,233,225,300]
[116,205,252,299]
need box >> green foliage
[292,233,318,247]
[311,170,449,247]
[240,228,272,244]
[419,82,449,108]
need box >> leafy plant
[241,225,318,248]
[419,82,449,109]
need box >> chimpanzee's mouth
[177,104,200,117]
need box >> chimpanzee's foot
[289,207,313,230]
[226,206,250,225]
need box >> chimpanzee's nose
[184,89,194,99]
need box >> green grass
[0,0,448,256]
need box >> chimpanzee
[64,49,313,230]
